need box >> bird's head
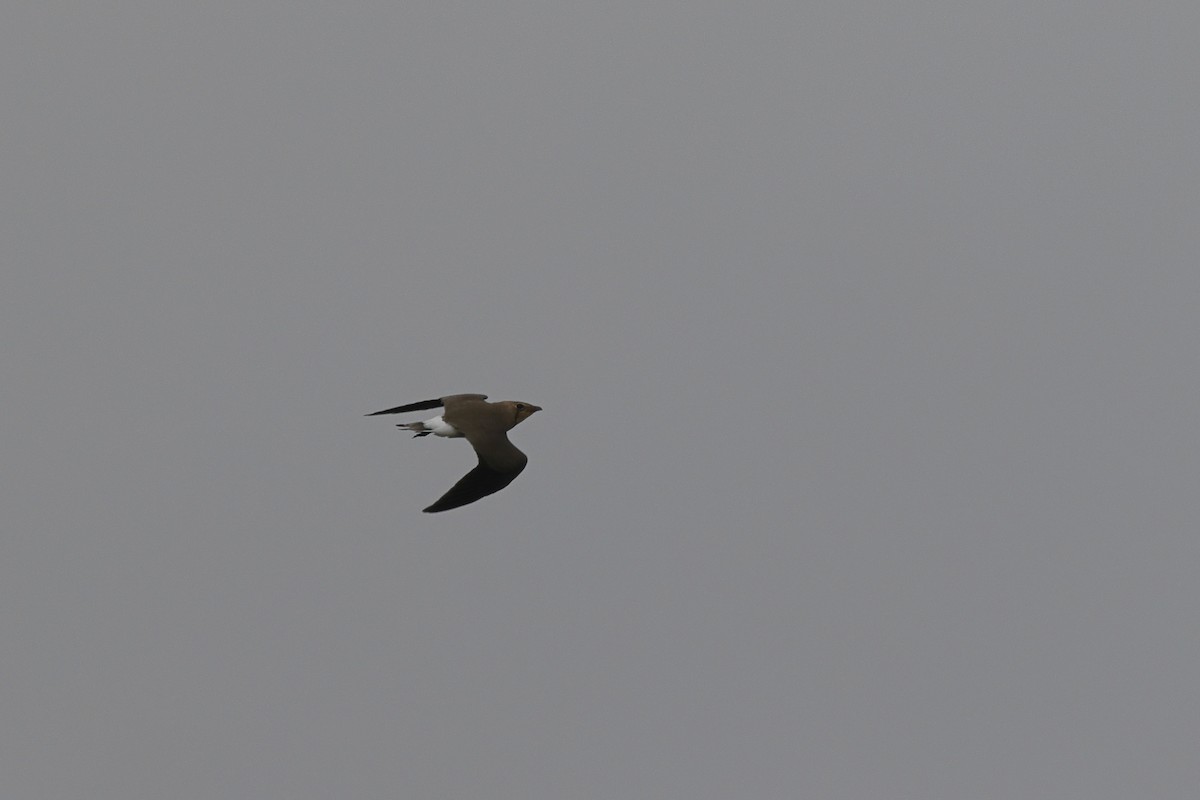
[506,401,542,427]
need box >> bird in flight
[367,393,542,512]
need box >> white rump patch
[424,416,462,438]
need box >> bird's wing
[466,431,529,473]
[365,394,487,417]
[365,398,442,416]
[423,448,528,513]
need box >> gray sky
[3,2,1198,798]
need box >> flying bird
[367,393,541,512]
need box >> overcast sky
[3,3,1199,798]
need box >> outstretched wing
[365,394,487,416]
[423,454,527,513]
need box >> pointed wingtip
[365,398,444,416]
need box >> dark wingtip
[365,398,444,416]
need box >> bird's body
[367,393,541,512]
